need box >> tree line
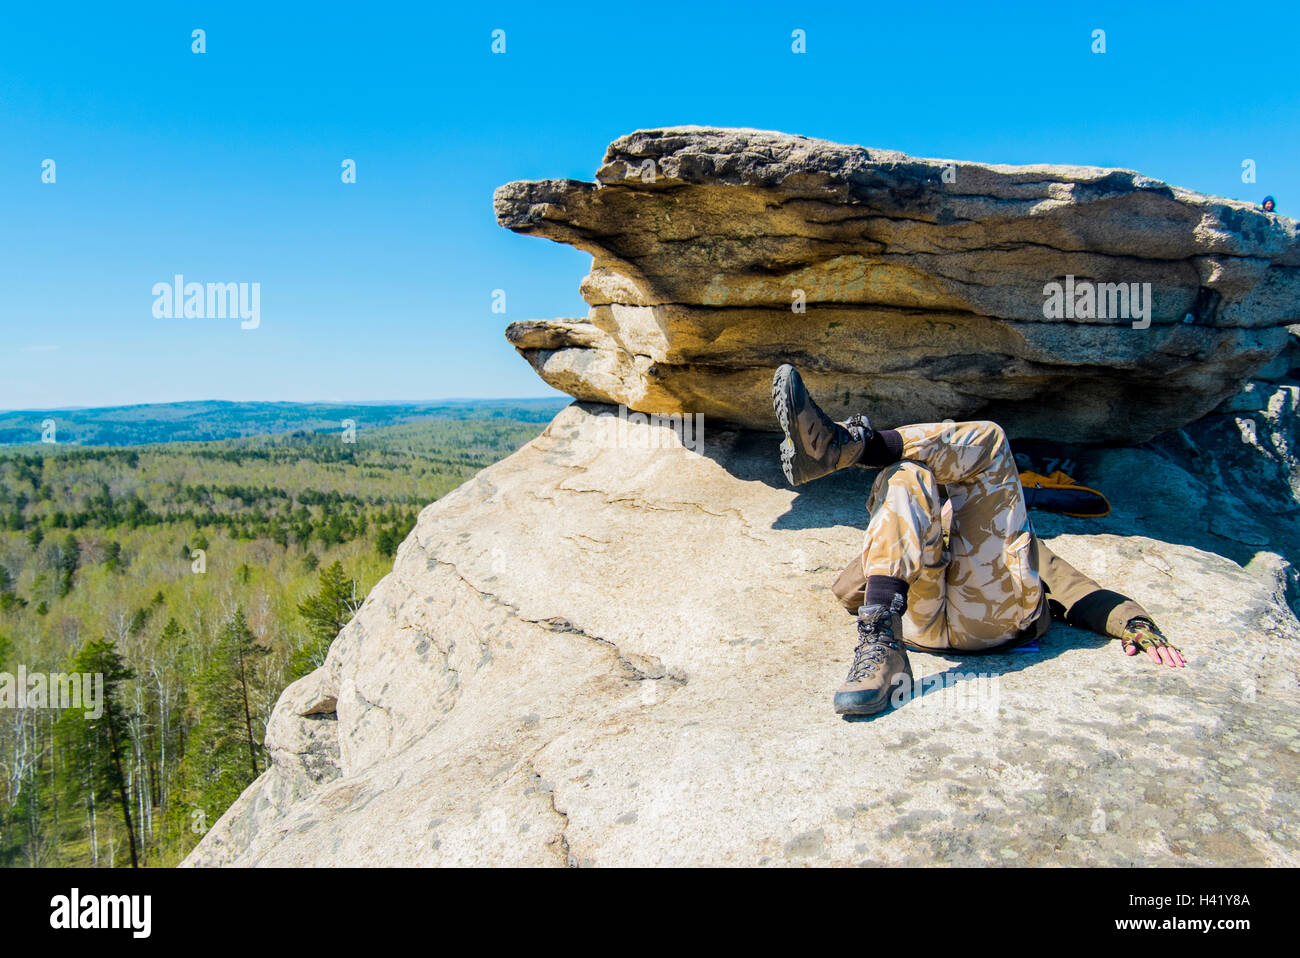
[0,416,547,866]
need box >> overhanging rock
[495,127,1300,442]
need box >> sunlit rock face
[494,127,1299,442]
[184,396,1300,867]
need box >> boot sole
[771,364,808,486]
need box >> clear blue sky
[2,1,1295,410]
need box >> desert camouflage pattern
[851,420,1043,652]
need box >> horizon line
[0,396,570,415]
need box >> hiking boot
[771,363,869,486]
[833,597,912,716]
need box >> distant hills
[0,398,571,447]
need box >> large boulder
[184,395,1300,867]
[495,127,1300,442]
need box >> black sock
[859,429,903,467]
[864,575,908,611]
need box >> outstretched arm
[1035,540,1186,668]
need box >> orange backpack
[1018,469,1111,518]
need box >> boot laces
[844,414,870,437]
[847,610,897,681]
[836,414,870,455]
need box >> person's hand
[1120,618,1186,668]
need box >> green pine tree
[57,533,79,597]
[185,609,269,818]
[56,638,139,867]
[292,561,359,676]
[374,526,398,558]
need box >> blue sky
[1,1,1296,410]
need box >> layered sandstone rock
[495,127,1300,442]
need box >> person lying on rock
[771,364,1186,718]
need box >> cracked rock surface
[185,395,1300,866]
[495,127,1300,442]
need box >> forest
[0,398,566,446]
[0,405,563,866]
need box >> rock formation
[495,127,1300,442]
[185,381,1300,866]
[183,129,1300,867]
